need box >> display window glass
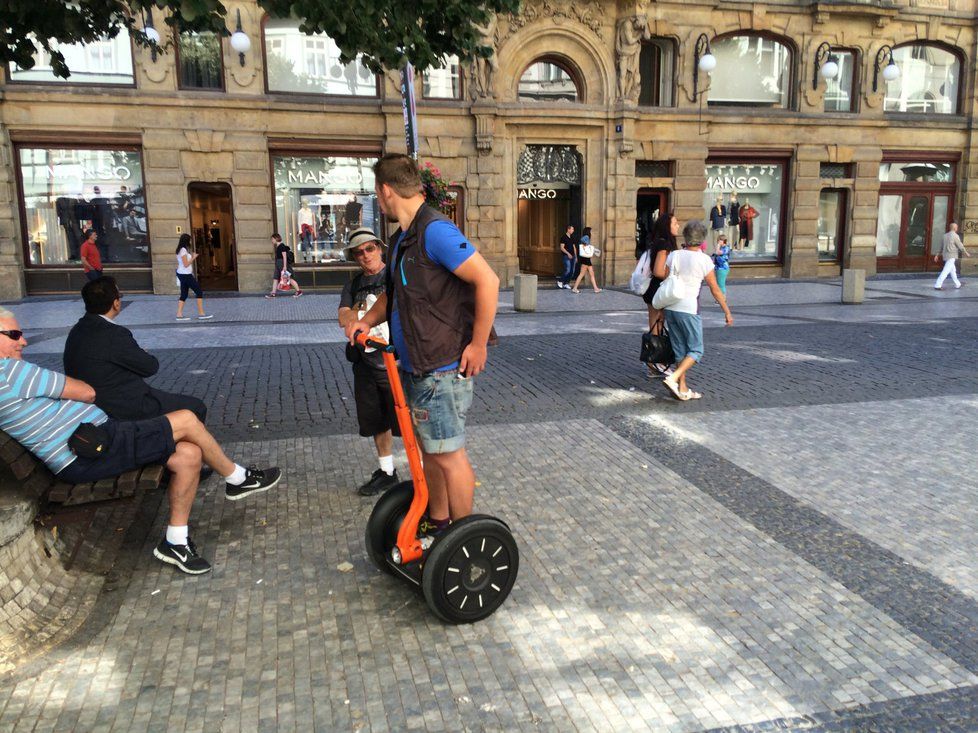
[702,162,784,260]
[9,34,134,85]
[423,56,461,99]
[272,155,379,264]
[707,36,791,108]
[879,161,954,183]
[884,44,960,114]
[18,147,149,266]
[264,19,376,96]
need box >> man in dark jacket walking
[344,154,499,541]
[63,276,207,423]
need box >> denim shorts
[402,368,474,454]
[664,310,705,363]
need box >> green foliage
[1,0,520,79]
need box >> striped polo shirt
[0,358,108,474]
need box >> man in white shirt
[934,222,970,290]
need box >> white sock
[378,455,394,475]
[166,525,188,546]
[225,464,247,485]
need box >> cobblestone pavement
[2,277,978,731]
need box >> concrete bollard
[513,273,538,312]
[842,268,865,304]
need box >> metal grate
[820,162,853,179]
[635,160,672,178]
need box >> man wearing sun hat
[338,227,401,496]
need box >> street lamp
[873,45,901,93]
[230,9,252,67]
[693,33,716,99]
[143,8,161,62]
[812,42,839,90]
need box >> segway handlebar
[353,330,395,353]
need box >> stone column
[785,149,821,278]
[0,126,25,299]
[848,153,883,274]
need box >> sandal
[293,291,303,298]
[681,390,703,400]
[265,294,276,299]
[662,377,684,400]
[571,289,581,294]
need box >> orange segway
[356,332,518,623]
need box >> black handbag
[640,329,674,365]
[68,422,111,459]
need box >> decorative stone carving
[469,14,499,101]
[504,0,605,39]
[184,130,226,154]
[516,145,581,185]
[615,16,649,103]
[475,114,495,155]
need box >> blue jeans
[664,310,705,363]
[560,255,575,285]
[402,368,474,454]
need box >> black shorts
[578,256,592,267]
[353,360,400,438]
[57,416,176,484]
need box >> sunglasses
[0,330,23,341]
[351,244,379,257]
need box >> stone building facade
[1,0,976,298]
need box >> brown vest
[386,205,475,373]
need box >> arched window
[518,59,580,102]
[884,43,960,114]
[707,34,792,108]
[263,17,377,96]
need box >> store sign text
[518,188,559,199]
[706,175,761,191]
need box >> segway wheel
[364,481,415,575]
[422,516,518,624]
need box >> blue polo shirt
[390,220,475,374]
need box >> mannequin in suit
[64,276,207,423]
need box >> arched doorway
[516,145,583,276]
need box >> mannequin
[728,192,741,250]
[297,201,316,254]
[739,199,759,249]
[709,196,727,249]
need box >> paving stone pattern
[2,283,978,731]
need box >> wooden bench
[0,429,168,569]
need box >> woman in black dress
[640,213,679,375]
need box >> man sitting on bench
[0,308,280,575]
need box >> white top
[176,248,194,274]
[664,249,714,315]
[297,208,316,228]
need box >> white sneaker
[176,316,191,321]
[955,282,962,289]
[556,281,565,289]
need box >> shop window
[707,35,792,108]
[824,49,856,112]
[818,189,846,261]
[17,147,149,266]
[638,38,675,106]
[177,31,223,90]
[264,18,377,96]
[9,34,134,85]
[423,56,461,99]
[885,43,960,114]
[442,186,465,232]
[518,59,580,102]
[879,161,954,183]
[703,162,785,260]
[272,154,379,264]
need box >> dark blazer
[63,313,205,422]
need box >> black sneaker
[225,466,281,501]
[153,538,212,575]
[357,469,399,496]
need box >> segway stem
[354,331,427,564]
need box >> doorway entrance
[876,191,951,272]
[187,182,237,290]
[636,188,670,254]
[516,145,583,277]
